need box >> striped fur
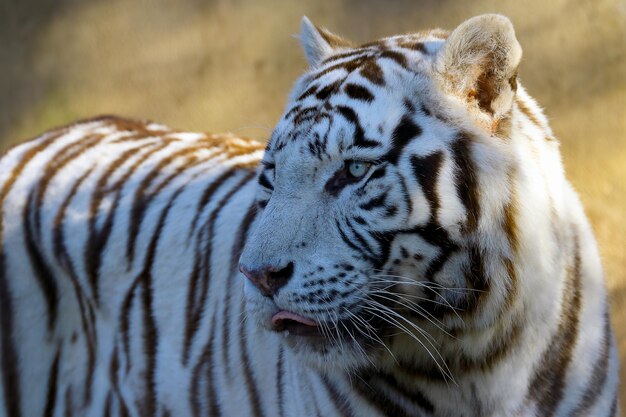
[0,14,619,417]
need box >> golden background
[1,0,625,408]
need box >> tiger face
[239,15,522,372]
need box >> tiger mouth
[271,310,324,336]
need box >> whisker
[359,304,454,383]
[363,290,455,338]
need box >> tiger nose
[239,262,294,297]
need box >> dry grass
[1,0,625,408]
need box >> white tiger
[0,14,619,417]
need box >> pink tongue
[272,310,318,327]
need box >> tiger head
[240,14,526,374]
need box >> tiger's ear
[300,16,352,67]
[435,14,522,121]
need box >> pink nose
[239,262,294,297]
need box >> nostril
[269,262,294,284]
[239,262,294,297]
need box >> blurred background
[1,0,625,406]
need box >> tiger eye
[347,161,371,178]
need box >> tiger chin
[0,12,620,417]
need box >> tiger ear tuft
[300,16,352,67]
[435,14,522,121]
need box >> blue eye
[347,161,371,178]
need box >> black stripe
[239,298,264,417]
[450,134,480,232]
[276,347,285,417]
[359,60,385,86]
[297,85,319,101]
[184,172,255,364]
[571,309,612,416]
[23,191,59,330]
[33,134,103,235]
[336,106,381,148]
[410,152,443,222]
[222,198,258,378]
[344,83,374,102]
[316,81,341,101]
[0,130,68,417]
[380,50,408,69]
[345,219,377,259]
[126,145,210,266]
[528,232,583,416]
[189,169,237,238]
[320,376,357,417]
[257,171,273,190]
[386,115,422,164]
[43,347,61,417]
[336,220,375,263]
[352,374,413,417]
[0,251,21,417]
[108,347,131,417]
[135,173,195,416]
[86,142,169,303]
[0,136,73,417]
[359,192,387,211]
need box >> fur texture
[0,14,619,417]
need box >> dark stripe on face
[359,60,385,86]
[346,219,377,259]
[344,83,374,102]
[369,165,387,180]
[316,81,341,101]
[297,85,319,101]
[451,134,480,232]
[359,192,387,211]
[410,152,443,220]
[379,50,408,69]
[527,233,583,416]
[336,106,381,148]
[323,49,370,64]
[336,220,376,263]
[257,171,273,190]
[312,58,363,81]
[397,40,427,53]
[387,115,422,164]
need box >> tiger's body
[0,14,619,417]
